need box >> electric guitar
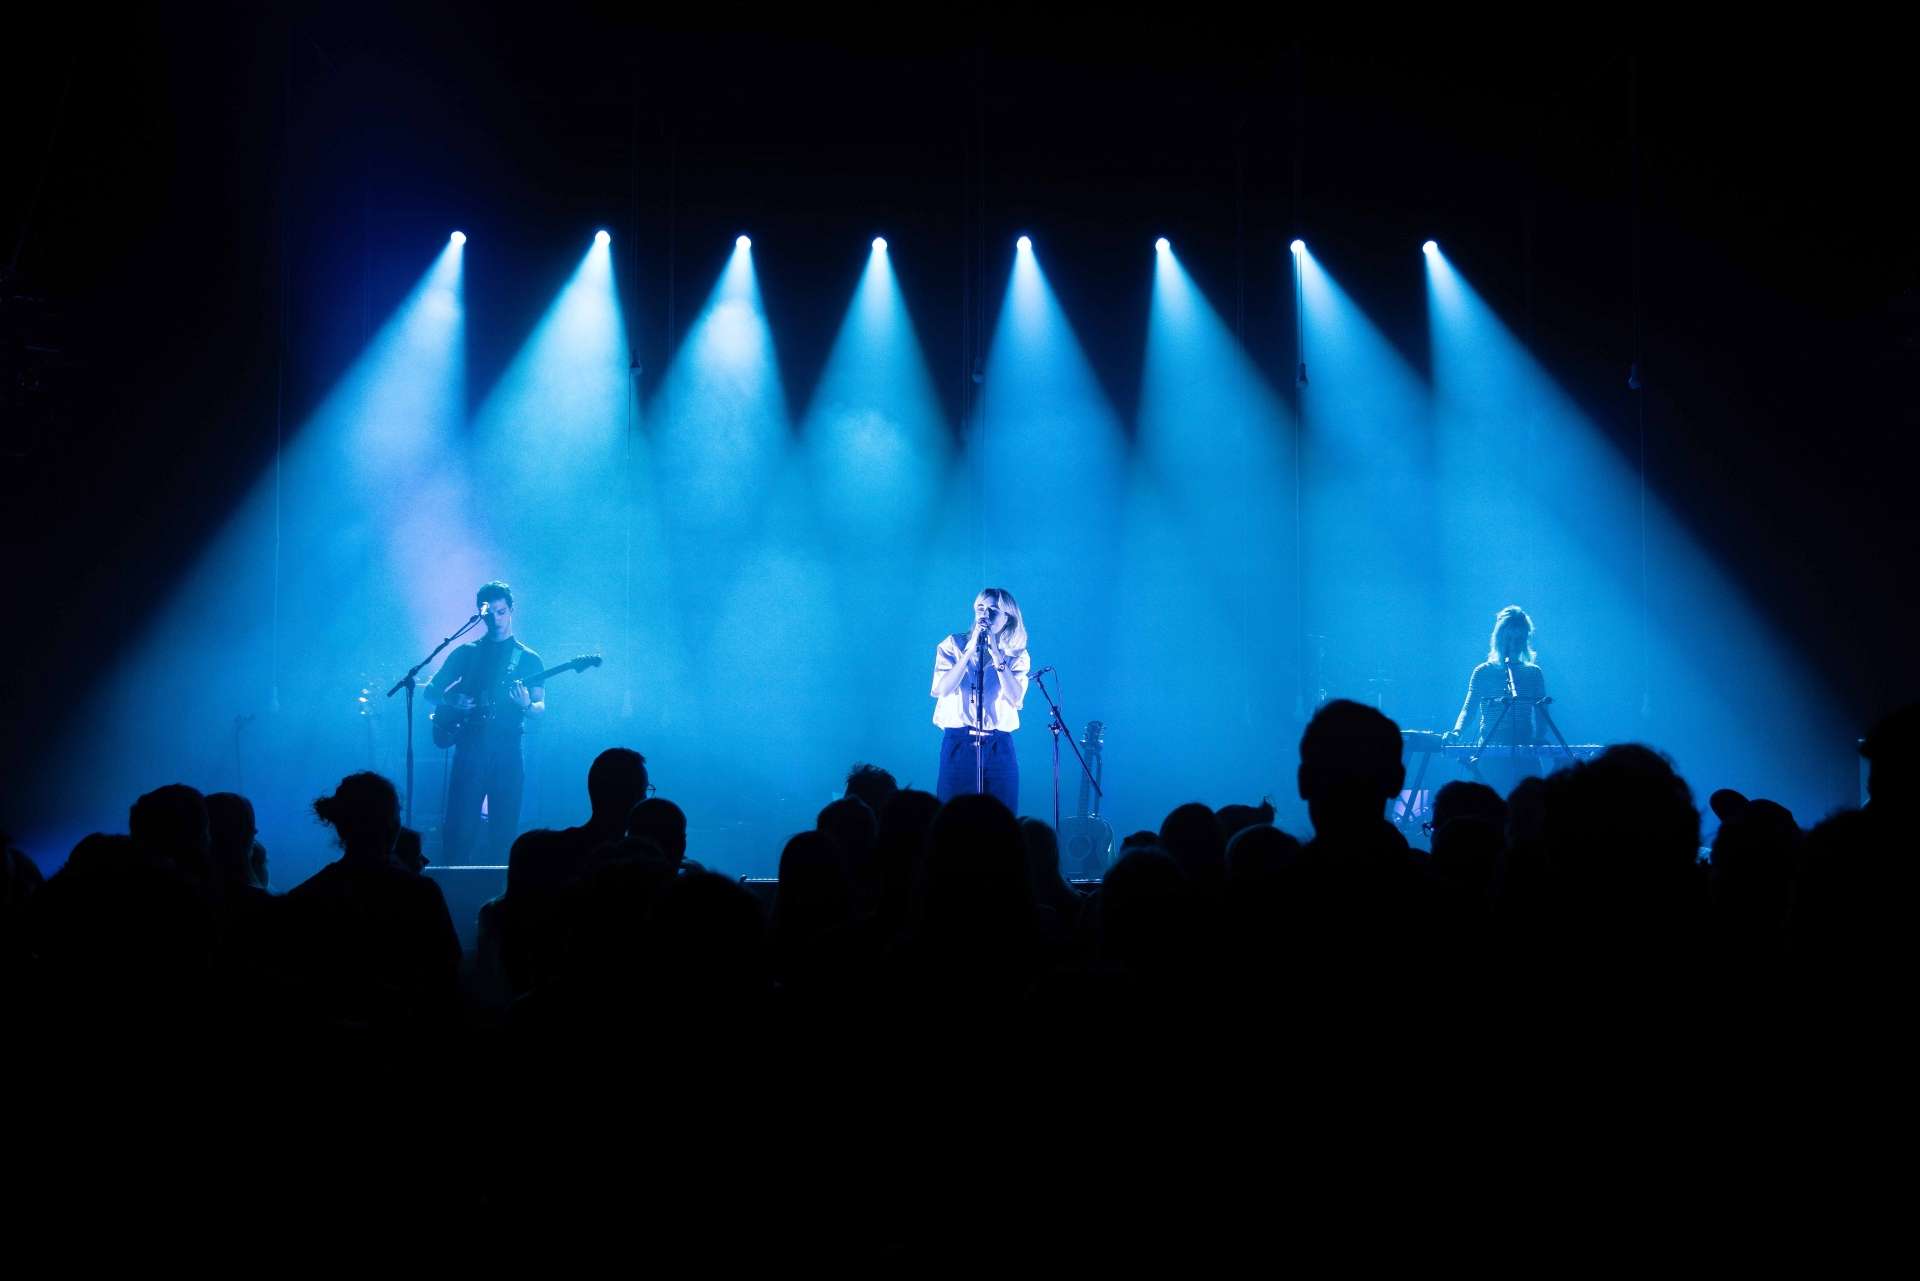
[430,654,603,748]
[1058,720,1116,877]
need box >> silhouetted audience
[481,747,652,999]
[10,699,1912,1155]
[281,771,460,1031]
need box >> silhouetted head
[1099,847,1190,976]
[3,844,44,910]
[817,795,877,864]
[205,792,259,893]
[1019,817,1070,897]
[1432,780,1507,833]
[843,763,899,815]
[626,797,688,862]
[64,832,138,879]
[923,793,1033,945]
[773,829,849,952]
[587,748,650,825]
[1543,744,1699,903]
[1159,802,1225,887]
[130,784,213,888]
[1861,703,1920,807]
[1216,800,1276,846]
[1710,793,1800,925]
[312,772,401,860]
[1298,700,1406,833]
[1507,775,1550,847]
[395,827,428,874]
[1225,823,1303,886]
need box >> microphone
[1504,658,1518,700]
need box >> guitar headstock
[568,655,605,674]
[1081,720,1105,748]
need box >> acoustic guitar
[430,654,603,748]
[1058,719,1116,878]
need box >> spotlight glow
[1016,235,1032,252]
[595,230,611,246]
[1155,237,1170,253]
[737,235,752,250]
[873,237,887,252]
[1423,240,1438,255]
[450,231,466,245]
[1290,239,1305,255]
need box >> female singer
[1447,604,1549,795]
[930,587,1031,813]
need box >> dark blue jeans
[442,731,524,865]
[936,727,1019,815]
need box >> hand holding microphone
[969,615,993,664]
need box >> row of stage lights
[445,230,1446,256]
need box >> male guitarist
[425,580,545,864]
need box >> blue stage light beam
[1131,241,1298,811]
[468,234,631,733]
[1292,243,1441,718]
[32,237,469,872]
[1424,245,1843,816]
[636,232,825,823]
[790,233,957,771]
[970,234,1129,819]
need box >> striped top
[1450,661,1548,745]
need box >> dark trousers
[936,727,1019,815]
[442,732,525,865]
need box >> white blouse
[930,633,1032,731]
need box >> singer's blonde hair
[971,587,1029,657]
[1487,605,1536,665]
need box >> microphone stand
[388,612,482,829]
[1028,668,1101,833]
[975,627,988,796]
[1467,662,1522,787]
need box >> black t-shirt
[430,637,543,738]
